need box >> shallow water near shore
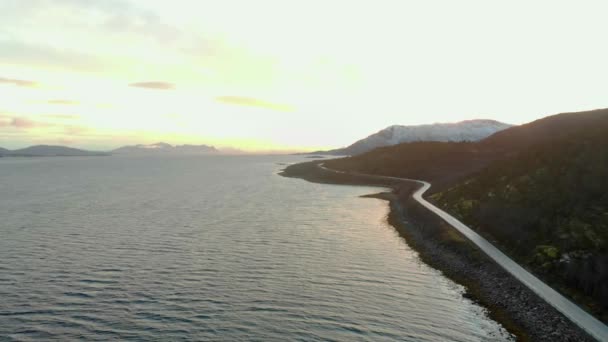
[0,155,512,341]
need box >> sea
[0,154,512,341]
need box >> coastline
[280,160,594,342]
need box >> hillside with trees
[432,127,608,318]
[325,109,608,191]
[324,108,608,320]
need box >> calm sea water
[0,155,512,341]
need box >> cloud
[215,96,293,112]
[47,99,79,105]
[1,0,182,45]
[0,114,90,138]
[63,125,90,135]
[0,1,190,83]
[0,113,81,132]
[129,81,175,90]
[0,77,37,87]
[0,114,72,129]
[0,116,42,129]
[52,0,182,44]
[0,40,107,72]
[43,114,80,119]
[12,118,39,128]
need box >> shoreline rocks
[280,161,595,341]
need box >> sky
[1,0,607,152]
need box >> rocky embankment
[280,161,594,342]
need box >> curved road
[318,164,608,342]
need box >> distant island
[309,119,512,156]
[0,145,108,157]
[111,142,219,155]
[0,142,227,158]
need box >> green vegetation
[435,128,608,316]
[323,108,608,320]
[324,141,502,191]
[326,108,608,192]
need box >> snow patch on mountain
[329,119,512,155]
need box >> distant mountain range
[317,119,512,156]
[111,142,218,154]
[0,145,108,157]
[2,121,511,158]
[0,142,233,157]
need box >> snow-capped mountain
[112,142,218,154]
[326,120,512,155]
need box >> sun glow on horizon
[1,0,607,151]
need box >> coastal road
[318,164,608,342]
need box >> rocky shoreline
[280,161,594,341]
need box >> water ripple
[0,155,513,341]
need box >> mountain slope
[483,108,608,154]
[325,109,608,190]
[324,108,608,321]
[432,127,608,319]
[326,119,512,155]
[112,142,218,154]
[326,141,502,190]
[8,145,108,156]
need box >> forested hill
[324,108,608,191]
[325,141,498,190]
[432,127,608,320]
[482,108,608,153]
[324,108,608,321]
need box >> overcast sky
[1,0,607,151]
